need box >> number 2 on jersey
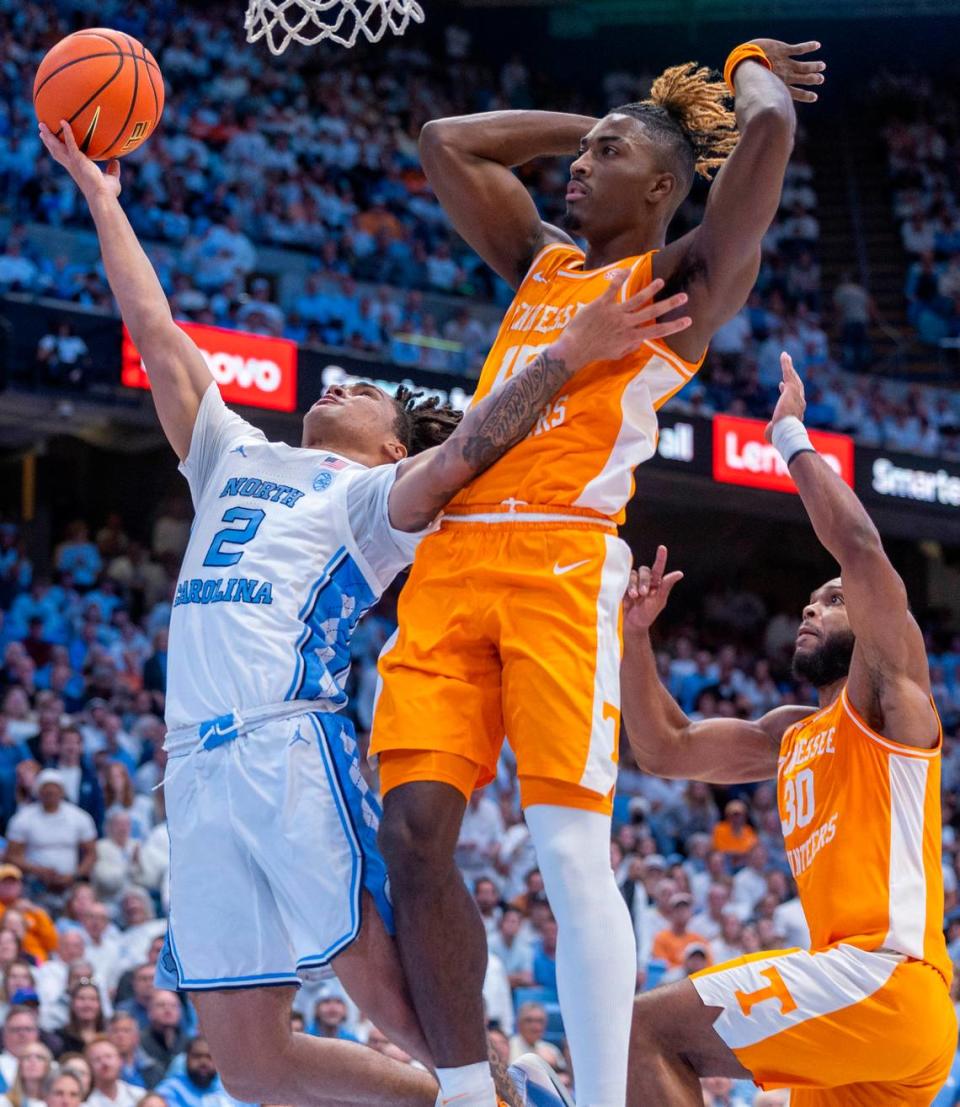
[203,507,265,567]
[782,767,815,836]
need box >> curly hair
[392,384,463,456]
[615,61,739,185]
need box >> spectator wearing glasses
[0,1006,41,1088]
[1,1039,53,1107]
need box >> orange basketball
[33,28,164,162]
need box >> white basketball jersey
[165,385,423,730]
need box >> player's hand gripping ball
[34,28,164,161]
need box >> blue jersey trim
[309,713,395,939]
[285,547,377,705]
[173,972,301,991]
[285,548,344,701]
[303,712,363,963]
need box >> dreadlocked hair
[616,61,738,182]
[392,384,463,456]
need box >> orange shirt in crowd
[651,929,712,969]
[0,901,58,963]
[712,820,758,858]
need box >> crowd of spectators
[876,73,960,349]
[2,504,960,1105]
[3,1,960,455]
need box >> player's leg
[332,889,433,1067]
[379,765,495,1102]
[629,946,958,1106]
[161,729,438,1107]
[371,532,506,1107]
[627,978,751,1106]
[523,802,638,1106]
[193,985,438,1107]
[506,528,636,1107]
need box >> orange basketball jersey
[450,242,705,523]
[778,686,950,981]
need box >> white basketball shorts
[156,710,391,991]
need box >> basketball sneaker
[507,1054,575,1107]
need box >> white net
[245,0,424,54]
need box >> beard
[187,1070,216,1089]
[562,205,583,233]
[792,628,856,688]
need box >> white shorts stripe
[692,945,901,1051]
[886,754,929,959]
[580,535,631,795]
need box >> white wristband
[771,416,815,465]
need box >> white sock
[525,804,637,1107]
[435,1062,497,1106]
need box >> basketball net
[245,0,424,54]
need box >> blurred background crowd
[2,1,960,456]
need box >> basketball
[33,28,164,162]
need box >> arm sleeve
[178,383,267,504]
[345,464,434,591]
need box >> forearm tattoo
[402,348,573,531]
[458,348,569,473]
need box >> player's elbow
[624,728,683,780]
[128,315,177,359]
[419,117,460,157]
[743,101,796,157]
[837,519,883,563]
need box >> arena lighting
[122,322,298,413]
[712,414,854,494]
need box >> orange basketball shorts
[369,513,632,813]
[691,943,956,1105]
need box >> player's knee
[218,1051,285,1102]
[379,790,459,878]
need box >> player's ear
[647,172,677,207]
[383,438,408,463]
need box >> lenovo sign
[122,322,298,413]
[713,414,854,494]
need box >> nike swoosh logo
[553,559,590,575]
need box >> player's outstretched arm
[766,354,937,748]
[38,121,212,461]
[420,110,594,288]
[388,275,690,531]
[621,546,806,783]
[656,40,824,357]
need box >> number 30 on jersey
[781,768,815,836]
